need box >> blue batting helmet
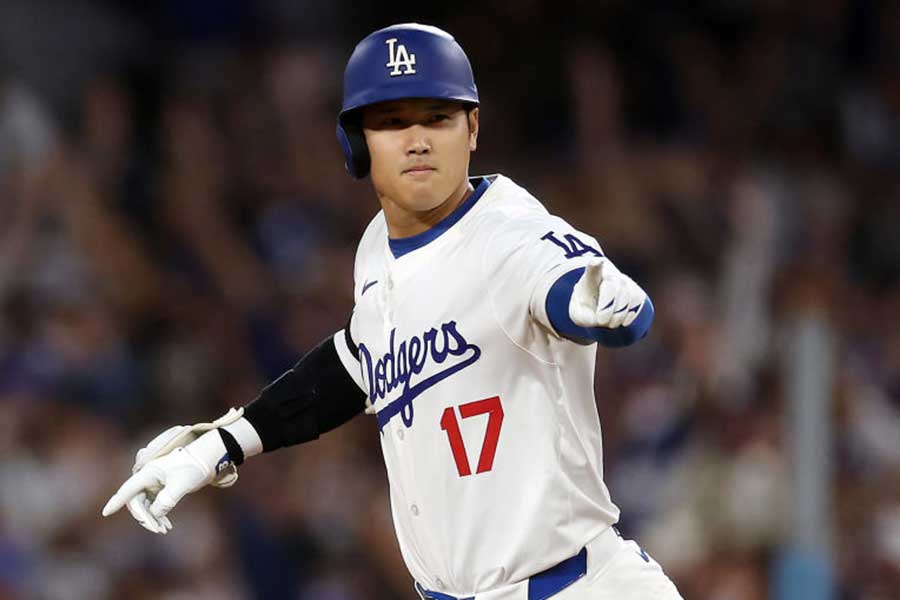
[337,23,479,179]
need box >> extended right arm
[227,328,367,460]
[101,326,368,533]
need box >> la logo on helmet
[385,38,416,76]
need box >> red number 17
[440,396,504,477]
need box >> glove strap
[151,407,245,461]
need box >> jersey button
[396,429,404,441]
[435,578,444,589]
[410,503,419,516]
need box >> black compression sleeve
[243,334,366,452]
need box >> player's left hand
[569,259,647,329]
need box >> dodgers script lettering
[359,321,481,431]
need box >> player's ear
[467,107,479,152]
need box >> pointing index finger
[102,468,160,517]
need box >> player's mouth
[402,165,437,176]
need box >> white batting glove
[132,408,244,488]
[568,259,647,329]
[101,430,231,534]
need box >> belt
[416,547,588,600]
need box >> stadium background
[1,1,898,598]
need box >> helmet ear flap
[336,120,370,179]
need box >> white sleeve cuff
[222,417,263,459]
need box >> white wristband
[222,417,264,459]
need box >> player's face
[362,99,479,214]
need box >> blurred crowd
[1,1,899,599]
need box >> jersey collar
[388,176,492,259]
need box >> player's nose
[405,128,432,155]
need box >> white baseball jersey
[334,174,620,596]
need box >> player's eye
[428,113,450,123]
[381,117,404,127]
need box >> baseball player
[103,23,683,599]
